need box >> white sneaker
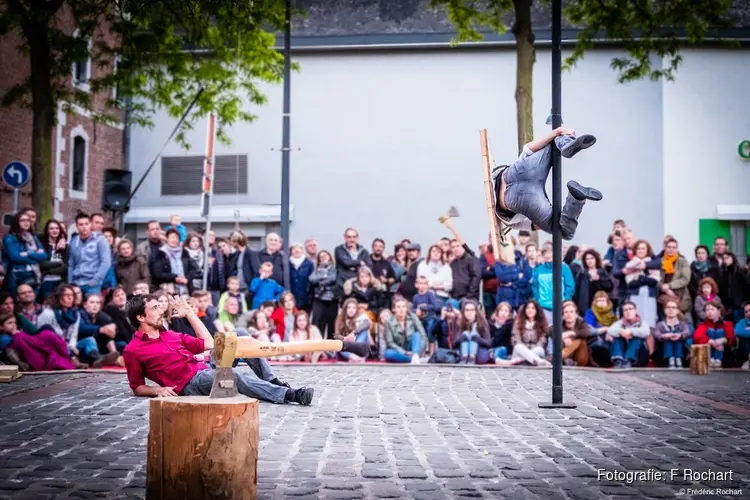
[411,354,421,364]
[742,360,750,370]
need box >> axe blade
[209,367,238,399]
[447,206,459,218]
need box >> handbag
[428,347,459,364]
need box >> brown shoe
[92,352,121,368]
[71,356,89,369]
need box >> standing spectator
[249,262,285,310]
[717,252,749,324]
[399,244,423,301]
[734,302,750,369]
[183,233,206,292]
[709,236,728,268]
[559,300,593,366]
[518,243,539,304]
[68,213,111,296]
[609,301,650,369]
[659,238,692,321]
[115,240,151,296]
[532,247,575,323]
[309,250,338,339]
[258,232,287,288]
[38,219,68,302]
[442,219,480,301]
[229,231,260,297]
[205,237,227,306]
[654,299,690,368]
[689,245,720,303]
[369,238,396,303]
[383,297,427,364]
[153,229,197,296]
[343,266,385,313]
[509,300,550,366]
[416,245,453,301]
[165,214,187,243]
[304,239,319,262]
[693,300,735,368]
[334,228,371,296]
[623,240,661,333]
[609,231,631,310]
[573,249,612,315]
[389,244,409,295]
[136,220,166,275]
[494,253,532,311]
[479,242,499,313]
[101,227,119,296]
[454,299,491,364]
[2,212,47,298]
[289,244,314,312]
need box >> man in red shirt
[123,294,314,404]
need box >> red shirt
[123,330,207,394]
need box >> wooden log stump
[690,344,710,375]
[147,395,259,500]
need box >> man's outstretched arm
[524,127,576,154]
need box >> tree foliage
[0,0,296,146]
[431,0,736,83]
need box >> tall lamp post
[539,0,576,409]
[279,0,292,289]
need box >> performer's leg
[560,181,603,240]
[180,369,215,395]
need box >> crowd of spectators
[1,208,749,372]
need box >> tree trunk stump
[690,344,710,375]
[147,395,259,500]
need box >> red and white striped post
[201,113,217,291]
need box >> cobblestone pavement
[1,366,750,500]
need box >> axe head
[209,367,238,399]
[439,206,460,224]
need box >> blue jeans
[76,337,101,362]
[662,339,684,360]
[610,337,643,362]
[181,362,288,404]
[706,328,725,361]
[340,331,370,360]
[494,134,586,240]
[421,317,437,343]
[384,333,423,363]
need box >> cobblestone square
[1,367,749,499]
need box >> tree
[431,0,734,153]
[0,0,292,223]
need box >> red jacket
[270,307,298,342]
[693,319,735,345]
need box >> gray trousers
[498,135,585,240]
[181,355,289,404]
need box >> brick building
[0,22,125,235]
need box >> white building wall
[662,49,750,254]
[126,47,750,254]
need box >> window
[71,31,91,89]
[161,154,248,195]
[69,127,89,199]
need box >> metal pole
[201,113,217,291]
[12,189,20,213]
[279,0,292,289]
[539,0,576,410]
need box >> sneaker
[411,354,421,364]
[560,134,597,158]
[291,387,314,406]
[741,360,750,370]
[623,360,632,369]
[563,358,577,367]
[675,357,683,368]
[567,181,603,202]
[668,357,676,369]
[536,358,551,367]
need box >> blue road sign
[2,161,30,189]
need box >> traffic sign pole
[12,189,19,214]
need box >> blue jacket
[290,258,314,308]
[249,277,285,309]
[412,291,441,318]
[102,250,117,290]
[68,232,112,288]
[2,233,48,294]
[494,259,532,310]
[531,262,575,310]
[735,319,750,339]
[78,310,113,340]
[165,224,188,243]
